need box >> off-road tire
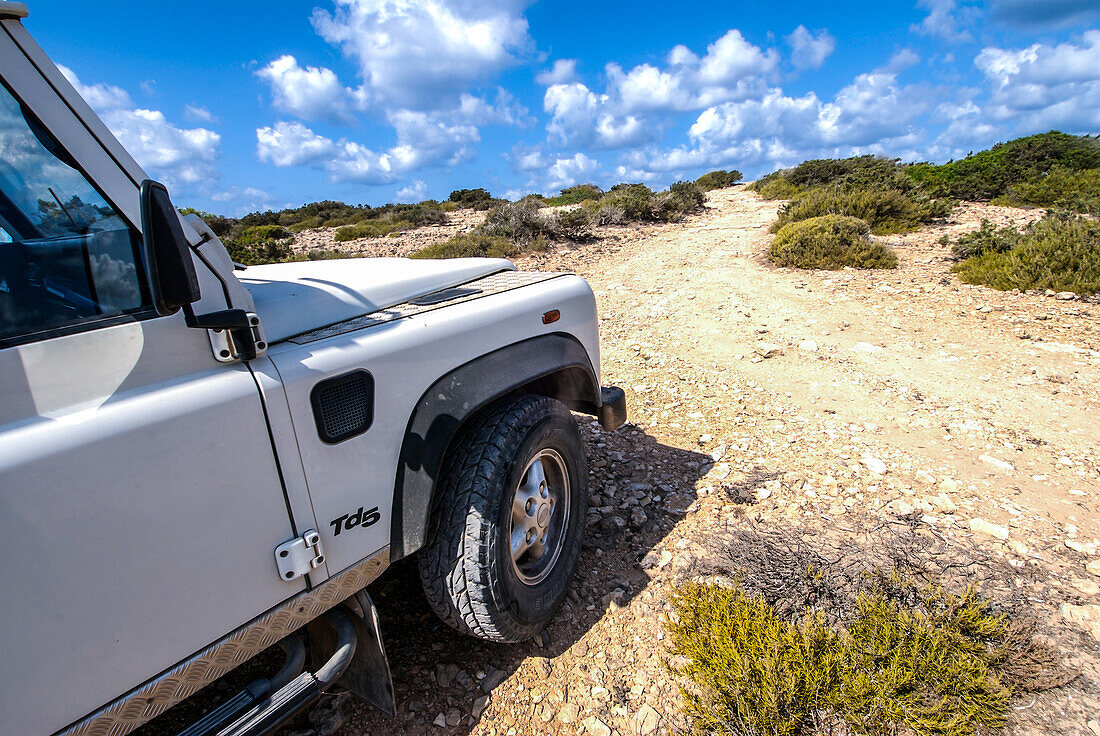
[417,394,588,643]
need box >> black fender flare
[390,333,600,560]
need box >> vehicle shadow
[314,418,712,736]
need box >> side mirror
[140,179,200,315]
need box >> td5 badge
[329,506,381,536]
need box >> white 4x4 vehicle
[0,5,626,735]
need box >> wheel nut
[526,529,535,544]
[526,498,535,514]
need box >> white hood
[239,257,515,342]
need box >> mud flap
[341,591,397,717]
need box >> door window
[0,81,149,346]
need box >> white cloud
[545,152,599,191]
[911,0,976,43]
[456,90,529,126]
[386,110,480,169]
[256,55,363,125]
[785,26,836,71]
[311,0,533,111]
[60,65,220,190]
[975,31,1100,132]
[395,179,428,202]
[543,82,651,149]
[536,59,578,86]
[184,104,215,124]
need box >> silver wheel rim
[508,448,570,586]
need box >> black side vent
[311,370,374,444]
[408,286,482,306]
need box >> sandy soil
[280,188,1100,736]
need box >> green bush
[411,233,528,260]
[479,199,556,249]
[774,187,939,235]
[237,224,290,245]
[654,181,706,221]
[998,166,1100,214]
[448,188,500,210]
[668,580,1020,736]
[545,184,603,206]
[750,175,803,200]
[952,212,1100,294]
[548,206,594,240]
[907,131,1100,201]
[695,169,743,190]
[947,220,1020,261]
[333,220,409,242]
[770,215,898,270]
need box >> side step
[175,608,358,736]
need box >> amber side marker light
[542,309,561,324]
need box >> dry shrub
[770,215,897,270]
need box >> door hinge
[274,530,325,582]
[205,311,267,363]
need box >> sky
[25,0,1100,215]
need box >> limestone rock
[969,518,1009,540]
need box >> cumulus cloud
[975,30,1100,131]
[785,26,836,70]
[911,0,977,43]
[59,65,220,190]
[256,55,363,125]
[395,179,427,203]
[545,152,599,191]
[543,82,651,149]
[184,104,215,124]
[536,59,578,86]
[311,0,534,111]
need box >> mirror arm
[183,305,259,361]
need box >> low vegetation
[668,580,1024,736]
[695,169,743,191]
[949,212,1100,295]
[416,180,707,259]
[769,215,897,270]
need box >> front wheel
[417,395,588,643]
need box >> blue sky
[26,0,1100,215]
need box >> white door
[0,22,304,736]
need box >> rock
[641,550,660,569]
[969,518,1009,540]
[1088,719,1100,736]
[932,493,957,513]
[602,588,627,610]
[861,453,887,475]
[979,455,1014,472]
[446,708,462,727]
[471,695,490,718]
[437,662,460,688]
[1088,560,1100,577]
[1073,579,1100,597]
[630,508,649,528]
[755,342,783,358]
[533,657,552,678]
[915,470,936,484]
[558,703,581,724]
[939,478,959,493]
[633,704,662,736]
[1008,540,1031,557]
[1069,489,1086,496]
[886,499,914,516]
[535,701,557,723]
[798,340,818,352]
[308,692,353,736]
[1056,291,1076,300]
[585,716,613,736]
[432,713,447,728]
[481,667,507,692]
[1060,603,1100,641]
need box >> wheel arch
[390,332,600,560]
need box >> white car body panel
[241,257,514,343]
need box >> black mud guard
[390,333,600,560]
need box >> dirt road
[294,188,1100,736]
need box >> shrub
[998,166,1100,214]
[952,212,1100,294]
[448,188,498,210]
[947,220,1020,261]
[333,220,409,242]
[654,181,706,221]
[668,579,1021,736]
[770,215,898,270]
[547,206,594,240]
[751,175,803,200]
[774,187,936,235]
[237,224,290,245]
[696,169,743,190]
[906,131,1100,200]
[546,184,603,206]
[479,199,556,249]
[599,183,657,221]
[411,233,528,260]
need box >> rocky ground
[276,188,1100,736]
[288,207,485,258]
